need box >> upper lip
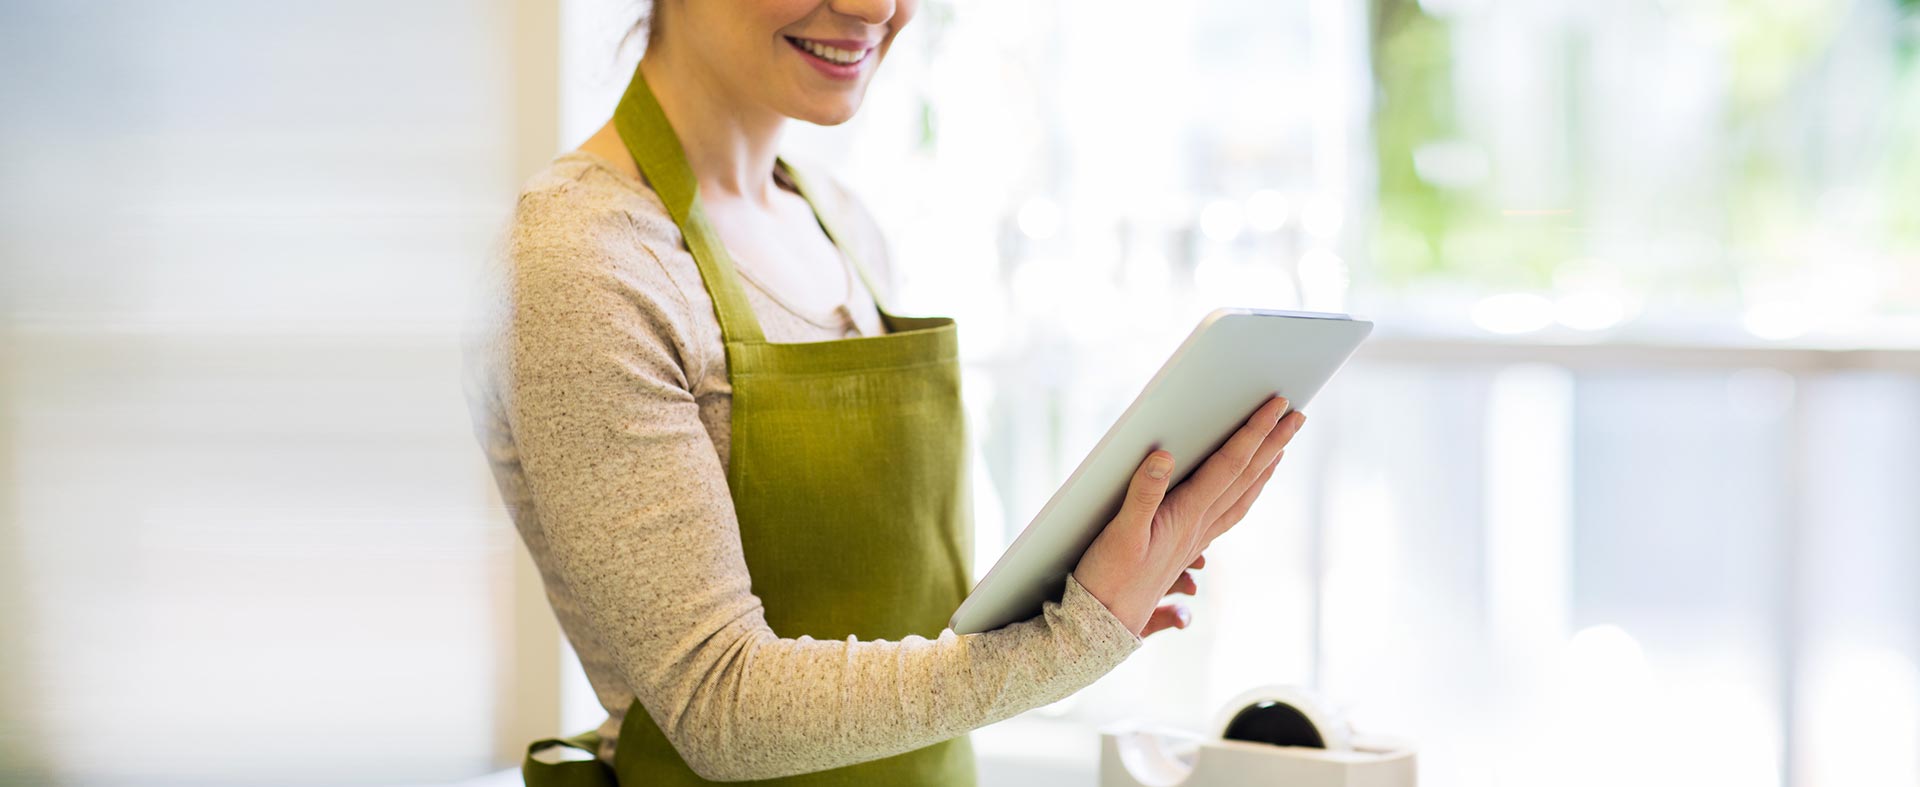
[787,36,879,51]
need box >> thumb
[1122,449,1174,530]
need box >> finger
[1202,448,1282,546]
[1188,553,1207,570]
[1118,448,1176,538]
[1140,603,1192,638]
[1166,570,1197,596]
[1199,409,1303,528]
[1165,396,1288,524]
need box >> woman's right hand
[1071,395,1304,636]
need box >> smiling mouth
[785,36,872,67]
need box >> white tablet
[949,307,1373,635]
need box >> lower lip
[786,37,869,81]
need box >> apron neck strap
[612,66,768,343]
[613,66,898,342]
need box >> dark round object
[1221,700,1327,749]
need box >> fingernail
[1176,606,1191,625]
[1146,455,1172,479]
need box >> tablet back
[949,308,1373,634]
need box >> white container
[1098,686,1416,787]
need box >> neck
[638,51,787,205]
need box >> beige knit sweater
[465,150,1142,781]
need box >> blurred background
[3,0,1917,785]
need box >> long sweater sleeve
[472,154,1142,782]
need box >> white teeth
[797,39,865,65]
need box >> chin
[787,97,863,126]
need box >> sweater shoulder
[508,151,689,279]
[498,151,711,383]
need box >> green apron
[520,67,976,787]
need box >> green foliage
[1368,0,1456,288]
[1367,0,1920,309]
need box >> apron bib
[521,67,975,787]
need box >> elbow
[676,748,752,783]
[662,712,804,782]
[670,737,795,783]
[642,627,888,780]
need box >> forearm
[649,574,1137,781]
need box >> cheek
[710,0,808,58]
[757,3,819,70]
[754,0,820,36]
[882,1,917,58]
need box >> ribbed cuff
[1057,572,1144,657]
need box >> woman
[467,0,1307,784]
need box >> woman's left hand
[1140,553,1206,637]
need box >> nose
[828,0,897,27]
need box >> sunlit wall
[1,1,532,784]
